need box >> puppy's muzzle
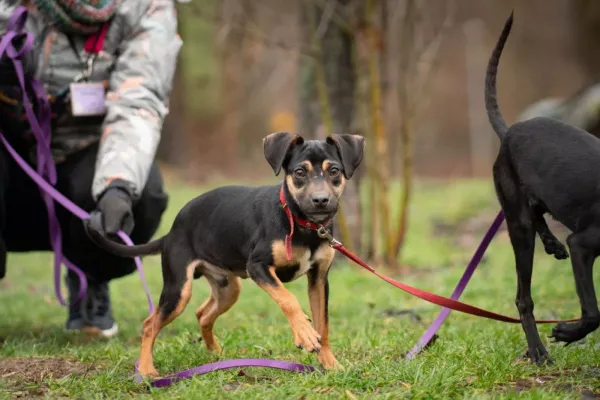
[311,192,330,209]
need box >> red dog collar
[279,186,330,260]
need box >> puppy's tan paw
[201,330,223,353]
[205,340,222,353]
[318,349,343,370]
[139,366,160,379]
[292,318,321,352]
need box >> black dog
[486,12,600,364]
[85,132,365,377]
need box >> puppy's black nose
[311,193,330,208]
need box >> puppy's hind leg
[550,227,600,344]
[533,206,569,260]
[494,155,550,364]
[195,273,242,352]
[138,243,196,378]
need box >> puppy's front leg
[248,263,322,352]
[307,264,343,370]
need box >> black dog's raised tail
[485,11,513,141]
[85,222,165,258]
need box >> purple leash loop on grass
[1,6,314,387]
[134,359,315,388]
[405,210,505,359]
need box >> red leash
[279,187,577,324]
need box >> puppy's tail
[485,11,513,141]
[85,221,164,258]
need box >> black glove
[88,179,135,237]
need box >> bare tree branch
[316,0,337,39]
[305,0,355,34]
[182,1,319,57]
[390,0,455,265]
[413,0,455,108]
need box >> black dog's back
[173,184,282,272]
[484,11,600,232]
[504,118,600,230]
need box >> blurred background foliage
[158,0,600,270]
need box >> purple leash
[1,6,313,387]
[1,6,88,306]
[134,359,315,388]
[405,210,505,359]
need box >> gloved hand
[88,179,135,237]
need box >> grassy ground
[0,178,598,399]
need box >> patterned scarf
[32,0,120,34]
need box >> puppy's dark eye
[329,167,340,177]
[294,168,306,178]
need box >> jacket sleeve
[0,5,16,34]
[92,0,182,201]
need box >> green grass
[1,178,599,399]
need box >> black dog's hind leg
[138,241,196,378]
[533,207,569,260]
[550,228,600,344]
[494,154,551,364]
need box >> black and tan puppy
[486,13,600,364]
[85,132,365,377]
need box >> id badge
[70,82,107,117]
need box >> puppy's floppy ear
[326,134,366,179]
[263,132,304,176]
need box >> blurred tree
[158,32,187,166]
[297,0,453,271]
[573,0,600,80]
[390,0,454,266]
[299,0,360,251]
[216,0,252,172]
[174,0,224,180]
[355,0,452,270]
[363,0,391,263]
[299,0,356,137]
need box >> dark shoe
[65,272,85,331]
[82,280,119,338]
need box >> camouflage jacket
[0,0,182,200]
